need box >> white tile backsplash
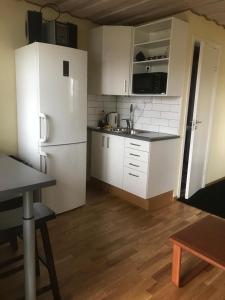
[87,94,181,134]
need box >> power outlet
[146,65,151,72]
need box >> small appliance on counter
[106,112,118,128]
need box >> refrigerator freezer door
[38,43,87,146]
[40,143,86,214]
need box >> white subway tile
[88,120,98,127]
[169,120,179,128]
[151,118,169,126]
[88,108,96,114]
[142,124,159,132]
[159,126,178,135]
[161,111,179,120]
[152,98,162,104]
[144,110,161,118]
[170,105,180,112]
[152,104,171,112]
[161,97,180,104]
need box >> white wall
[0,0,95,154]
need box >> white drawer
[123,167,148,198]
[124,158,148,174]
[125,147,149,162]
[125,138,150,152]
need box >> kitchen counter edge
[87,127,180,142]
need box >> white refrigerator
[15,42,87,214]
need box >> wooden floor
[1,185,225,300]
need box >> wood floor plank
[0,185,225,299]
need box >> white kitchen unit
[91,131,125,188]
[131,17,189,96]
[91,131,178,201]
[123,137,177,199]
[15,42,87,214]
[88,25,133,95]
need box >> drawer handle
[129,173,139,178]
[130,143,141,146]
[130,153,140,157]
[129,163,140,168]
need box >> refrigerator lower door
[40,143,86,214]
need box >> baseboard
[206,176,225,187]
[88,178,173,211]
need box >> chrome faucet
[130,104,134,130]
[122,104,134,133]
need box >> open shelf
[133,58,169,64]
[134,38,170,48]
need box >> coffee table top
[0,154,56,201]
[170,215,225,268]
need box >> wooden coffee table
[170,215,225,287]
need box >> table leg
[23,191,36,300]
[172,243,182,287]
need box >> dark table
[0,154,56,300]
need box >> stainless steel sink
[105,127,148,135]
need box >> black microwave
[132,72,167,94]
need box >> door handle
[39,113,49,143]
[196,120,202,124]
[107,137,110,148]
[124,79,127,93]
[39,151,48,174]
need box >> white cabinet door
[102,26,132,96]
[40,143,86,214]
[104,134,125,188]
[91,131,105,181]
[88,26,132,96]
[91,132,125,188]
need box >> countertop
[0,154,56,200]
[88,126,179,142]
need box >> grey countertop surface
[88,126,179,142]
[0,154,56,200]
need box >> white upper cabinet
[131,17,189,96]
[88,26,133,96]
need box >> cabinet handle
[101,136,105,148]
[129,173,139,178]
[107,137,110,148]
[129,163,140,168]
[130,153,140,157]
[130,143,141,147]
[124,79,127,93]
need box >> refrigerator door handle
[39,113,49,143]
[39,151,48,174]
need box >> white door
[40,143,86,214]
[102,26,132,95]
[104,134,125,188]
[38,43,87,146]
[185,42,219,199]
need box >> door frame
[176,36,221,198]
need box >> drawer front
[125,147,149,162]
[124,158,148,173]
[123,167,147,198]
[125,138,150,152]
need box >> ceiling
[27,0,225,26]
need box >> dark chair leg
[40,223,61,300]
[9,235,18,251]
[35,234,40,277]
